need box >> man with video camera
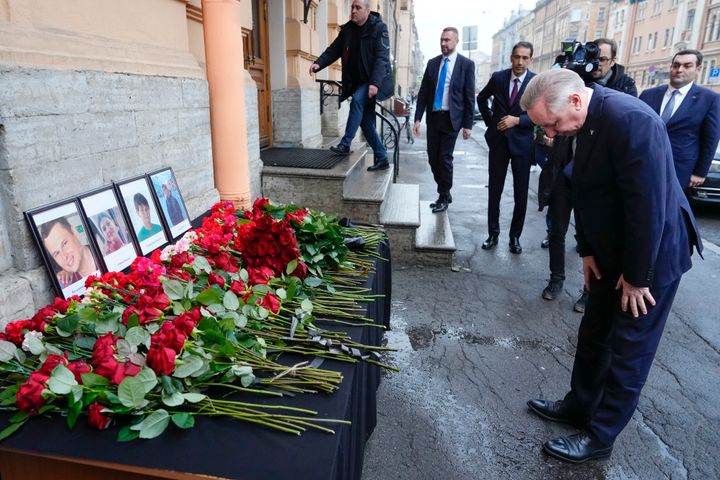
[589,38,637,97]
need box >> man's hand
[582,256,602,289]
[309,63,320,75]
[497,115,520,132]
[462,128,472,140]
[368,85,378,98]
[615,275,656,318]
[689,175,706,188]
[413,120,421,137]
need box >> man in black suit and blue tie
[640,49,720,192]
[477,42,536,254]
[522,68,702,464]
[413,27,475,214]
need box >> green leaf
[0,340,16,362]
[125,326,151,349]
[172,355,205,379]
[276,288,287,300]
[306,244,317,255]
[117,425,140,442]
[80,372,109,387]
[118,377,146,409]
[304,277,322,288]
[196,287,223,306]
[70,384,83,404]
[78,307,99,322]
[182,392,206,404]
[240,372,255,387]
[239,269,249,282]
[73,336,97,351]
[135,368,158,394]
[192,256,212,274]
[126,314,140,330]
[56,313,80,335]
[161,390,184,407]
[171,412,195,429]
[253,284,270,295]
[172,301,186,315]
[67,397,82,430]
[160,375,176,395]
[0,419,27,441]
[133,409,170,439]
[300,298,313,312]
[9,412,29,424]
[23,334,46,355]
[286,259,298,275]
[47,364,79,395]
[94,315,120,335]
[163,279,185,301]
[223,291,240,311]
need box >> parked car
[690,145,720,205]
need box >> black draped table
[0,242,391,480]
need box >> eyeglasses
[598,57,613,64]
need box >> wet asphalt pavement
[360,122,720,480]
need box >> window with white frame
[664,28,670,47]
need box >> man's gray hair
[520,69,586,113]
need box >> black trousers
[548,176,573,281]
[426,111,459,197]
[563,275,681,446]
[487,140,531,238]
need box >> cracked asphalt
[361,122,720,480]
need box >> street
[361,122,720,480]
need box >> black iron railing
[315,79,401,182]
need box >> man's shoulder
[690,83,720,99]
[640,85,665,97]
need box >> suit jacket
[573,85,702,289]
[477,69,536,157]
[414,53,476,132]
[639,83,720,187]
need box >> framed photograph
[116,176,169,255]
[78,187,138,272]
[148,167,191,239]
[25,199,103,299]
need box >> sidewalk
[361,123,720,479]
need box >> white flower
[22,331,45,355]
[160,244,176,262]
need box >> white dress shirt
[509,71,528,99]
[436,51,458,111]
[660,81,693,118]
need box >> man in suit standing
[640,49,720,192]
[477,42,535,253]
[521,69,702,463]
[413,27,475,214]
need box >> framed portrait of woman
[148,167,191,239]
[25,199,103,299]
[115,176,170,256]
[78,186,139,272]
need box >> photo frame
[147,167,191,239]
[78,186,139,272]
[25,199,103,299]
[115,176,170,255]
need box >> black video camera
[554,41,600,82]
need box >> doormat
[260,148,346,169]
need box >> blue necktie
[661,90,679,123]
[433,57,449,111]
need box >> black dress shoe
[509,236,522,254]
[431,201,448,213]
[329,144,351,155]
[430,194,452,209]
[527,399,582,425]
[541,279,563,301]
[481,235,498,250]
[543,433,613,464]
[541,235,550,249]
[367,160,390,171]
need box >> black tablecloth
[0,241,391,480]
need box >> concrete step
[261,146,368,218]
[342,153,394,224]
[411,200,456,266]
[379,183,420,260]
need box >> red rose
[87,402,111,430]
[172,308,201,337]
[16,373,48,415]
[146,345,176,376]
[290,260,308,279]
[247,266,274,285]
[38,354,69,376]
[229,280,247,295]
[93,356,120,380]
[111,361,141,385]
[152,322,186,353]
[90,333,118,366]
[67,360,92,383]
[259,293,280,314]
[208,272,226,288]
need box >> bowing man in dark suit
[477,42,536,254]
[521,69,702,464]
[639,49,720,191]
[413,27,475,214]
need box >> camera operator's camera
[554,41,600,82]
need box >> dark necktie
[509,78,520,106]
[661,90,680,123]
[433,57,449,111]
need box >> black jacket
[538,136,571,210]
[314,12,393,102]
[603,63,637,97]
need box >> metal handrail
[316,79,342,115]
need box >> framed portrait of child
[25,199,103,299]
[115,176,170,256]
[148,167,191,239]
[79,186,139,272]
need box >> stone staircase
[261,143,455,266]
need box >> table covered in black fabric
[0,241,391,480]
